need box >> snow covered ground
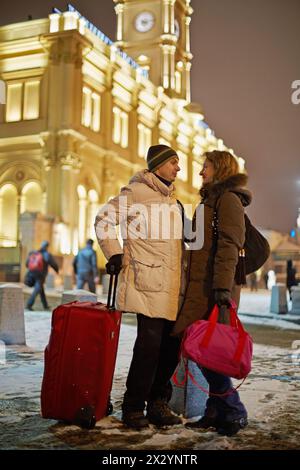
[239,289,300,329]
[0,290,300,450]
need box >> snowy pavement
[239,289,300,328]
[0,291,300,450]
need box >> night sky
[1,0,299,233]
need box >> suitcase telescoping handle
[107,273,118,310]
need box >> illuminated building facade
[0,2,244,276]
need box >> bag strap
[212,195,247,285]
[193,302,249,365]
[172,358,247,397]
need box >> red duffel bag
[181,302,253,380]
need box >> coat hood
[201,173,252,207]
[129,169,175,196]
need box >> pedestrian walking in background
[25,241,59,311]
[286,259,297,300]
[73,239,99,293]
[173,150,250,437]
[263,271,269,290]
[249,271,258,291]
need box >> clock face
[174,18,180,39]
[134,11,155,33]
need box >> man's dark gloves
[106,254,123,275]
[214,289,231,307]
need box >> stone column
[40,30,91,224]
[115,2,124,41]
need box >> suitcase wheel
[73,406,96,429]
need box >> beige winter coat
[94,170,183,320]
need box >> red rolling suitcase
[41,274,121,428]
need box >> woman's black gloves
[214,289,231,307]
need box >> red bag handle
[200,302,248,364]
[172,358,246,397]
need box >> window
[81,86,101,132]
[138,123,152,159]
[0,79,5,105]
[87,189,99,240]
[177,150,188,182]
[23,81,40,120]
[5,80,40,122]
[77,185,87,248]
[91,93,101,132]
[6,83,22,122]
[113,106,128,148]
[0,184,18,247]
[175,70,181,94]
[20,182,43,213]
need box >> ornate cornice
[59,152,82,171]
[40,30,92,67]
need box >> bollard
[169,360,208,419]
[61,289,97,304]
[290,286,300,314]
[270,283,287,314]
[0,284,26,345]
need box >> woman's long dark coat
[173,173,252,336]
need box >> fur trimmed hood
[200,173,252,207]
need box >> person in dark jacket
[287,259,297,300]
[173,150,251,437]
[73,239,99,293]
[26,241,59,311]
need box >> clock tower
[113,0,193,102]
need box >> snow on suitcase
[41,274,121,428]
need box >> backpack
[28,251,44,272]
[213,203,270,285]
[243,214,270,275]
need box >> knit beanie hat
[147,145,178,172]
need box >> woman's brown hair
[204,150,239,183]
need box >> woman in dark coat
[173,150,251,436]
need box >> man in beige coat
[95,145,183,429]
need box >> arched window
[138,123,152,159]
[20,181,43,213]
[87,189,99,241]
[0,184,18,246]
[77,185,87,248]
